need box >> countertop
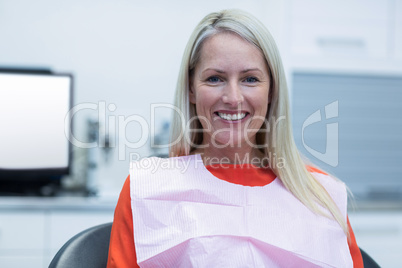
[0,195,118,211]
[1,195,402,211]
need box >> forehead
[197,32,266,70]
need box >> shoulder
[307,165,346,191]
[115,175,132,214]
[306,165,348,215]
[306,165,328,176]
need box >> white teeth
[218,112,246,121]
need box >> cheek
[194,96,211,127]
[194,89,217,114]
[250,92,269,113]
[247,93,270,129]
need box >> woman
[107,9,363,267]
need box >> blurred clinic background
[0,0,401,267]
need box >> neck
[192,145,265,167]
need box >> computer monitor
[0,69,73,195]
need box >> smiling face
[190,32,270,155]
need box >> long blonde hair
[169,9,349,237]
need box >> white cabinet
[289,0,390,59]
[349,210,402,268]
[286,0,402,73]
[0,211,45,251]
[0,198,116,268]
[395,0,402,60]
[0,256,44,268]
[0,211,46,267]
[291,20,389,59]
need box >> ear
[189,80,197,104]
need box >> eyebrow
[241,68,263,74]
[202,68,263,74]
[202,68,225,74]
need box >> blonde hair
[169,9,349,237]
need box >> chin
[210,133,248,149]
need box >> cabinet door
[289,0,389,59]
[348,211,402,268]
[291,21,388,59]
[0,211,46,268]
[395,0,402,59]
[0,211,45,250]
[0,256,44,268]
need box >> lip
[214,110,250,123]
[215,110,249,114]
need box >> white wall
[2,0,400,196]
[0,0,286,194]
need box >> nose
[222,81,244,106]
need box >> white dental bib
[130,155,352,267]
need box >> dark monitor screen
[0,70,73,194]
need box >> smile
[217,112,247,121]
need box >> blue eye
[245,77,258,83]
[207,76,221,83]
